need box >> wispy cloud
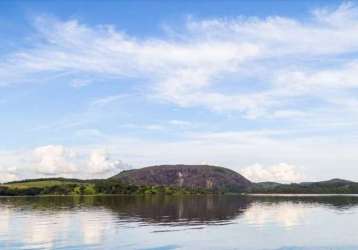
[90,94,129,107]
[168,120,192,128]
[2,3,358,120]
[3,3,358,181]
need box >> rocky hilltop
[2,168,358,196]
[110,164,252,192]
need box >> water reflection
[0,195,358,249]
[101,195,252,225]
[244,201,308,228]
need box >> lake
[0,195,358,250]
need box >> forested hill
[1,165,358,196]
[248,179,358,194]
[0,178,217,196]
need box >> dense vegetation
[0,178,218,196]
[2,174,358,196]
[248,179,358,194]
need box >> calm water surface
[0,195,358,250]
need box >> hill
[110,164,252,192]
[4,178,89,188]
[249,178,358,194]
[2,166,358,196]
[0,178,96,196]
[0,175,220,196]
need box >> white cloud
[1,129,358,181]
[0,145,133,180]
[3,3,358,181]
[240,163,304,183]
[2,3,358,119]
[34,145,78,175]
[70,78,92,88]
[168,120,192,128]
[88,149,130,174]
[90,94,129,107]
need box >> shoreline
[246,193,358,197]
[1,193,358,198]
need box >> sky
[1,0,358,183]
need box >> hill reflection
[0,195,358,225]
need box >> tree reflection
[0,195,358,225]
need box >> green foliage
[3,177,358,196]
[0,179,217,196]
[249,180,358,194]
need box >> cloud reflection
[244,202,308,228]
[0,207,11,235]
[0,196,358,249]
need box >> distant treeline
[5,177,92,184]
[248,179,358,194]
[0,179,217,196]
[2,177,358,196]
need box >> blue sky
[1,0,358,183]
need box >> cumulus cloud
[2,3,358,119]
[2,130,358,181]
[4,3,358,181]
[0,145,133,181]
[34,145,78,175]
[88,149,130,174]
[240,163,304,183]
[37,145,131,178]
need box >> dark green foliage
[0,179,218,196]
[93,180,215,195]
[94,180,138,194]
[3,176,358,196]
[249,179,358,194]
[6,177,89,185]
[0,186,43,196]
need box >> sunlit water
[0,195,358,250]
